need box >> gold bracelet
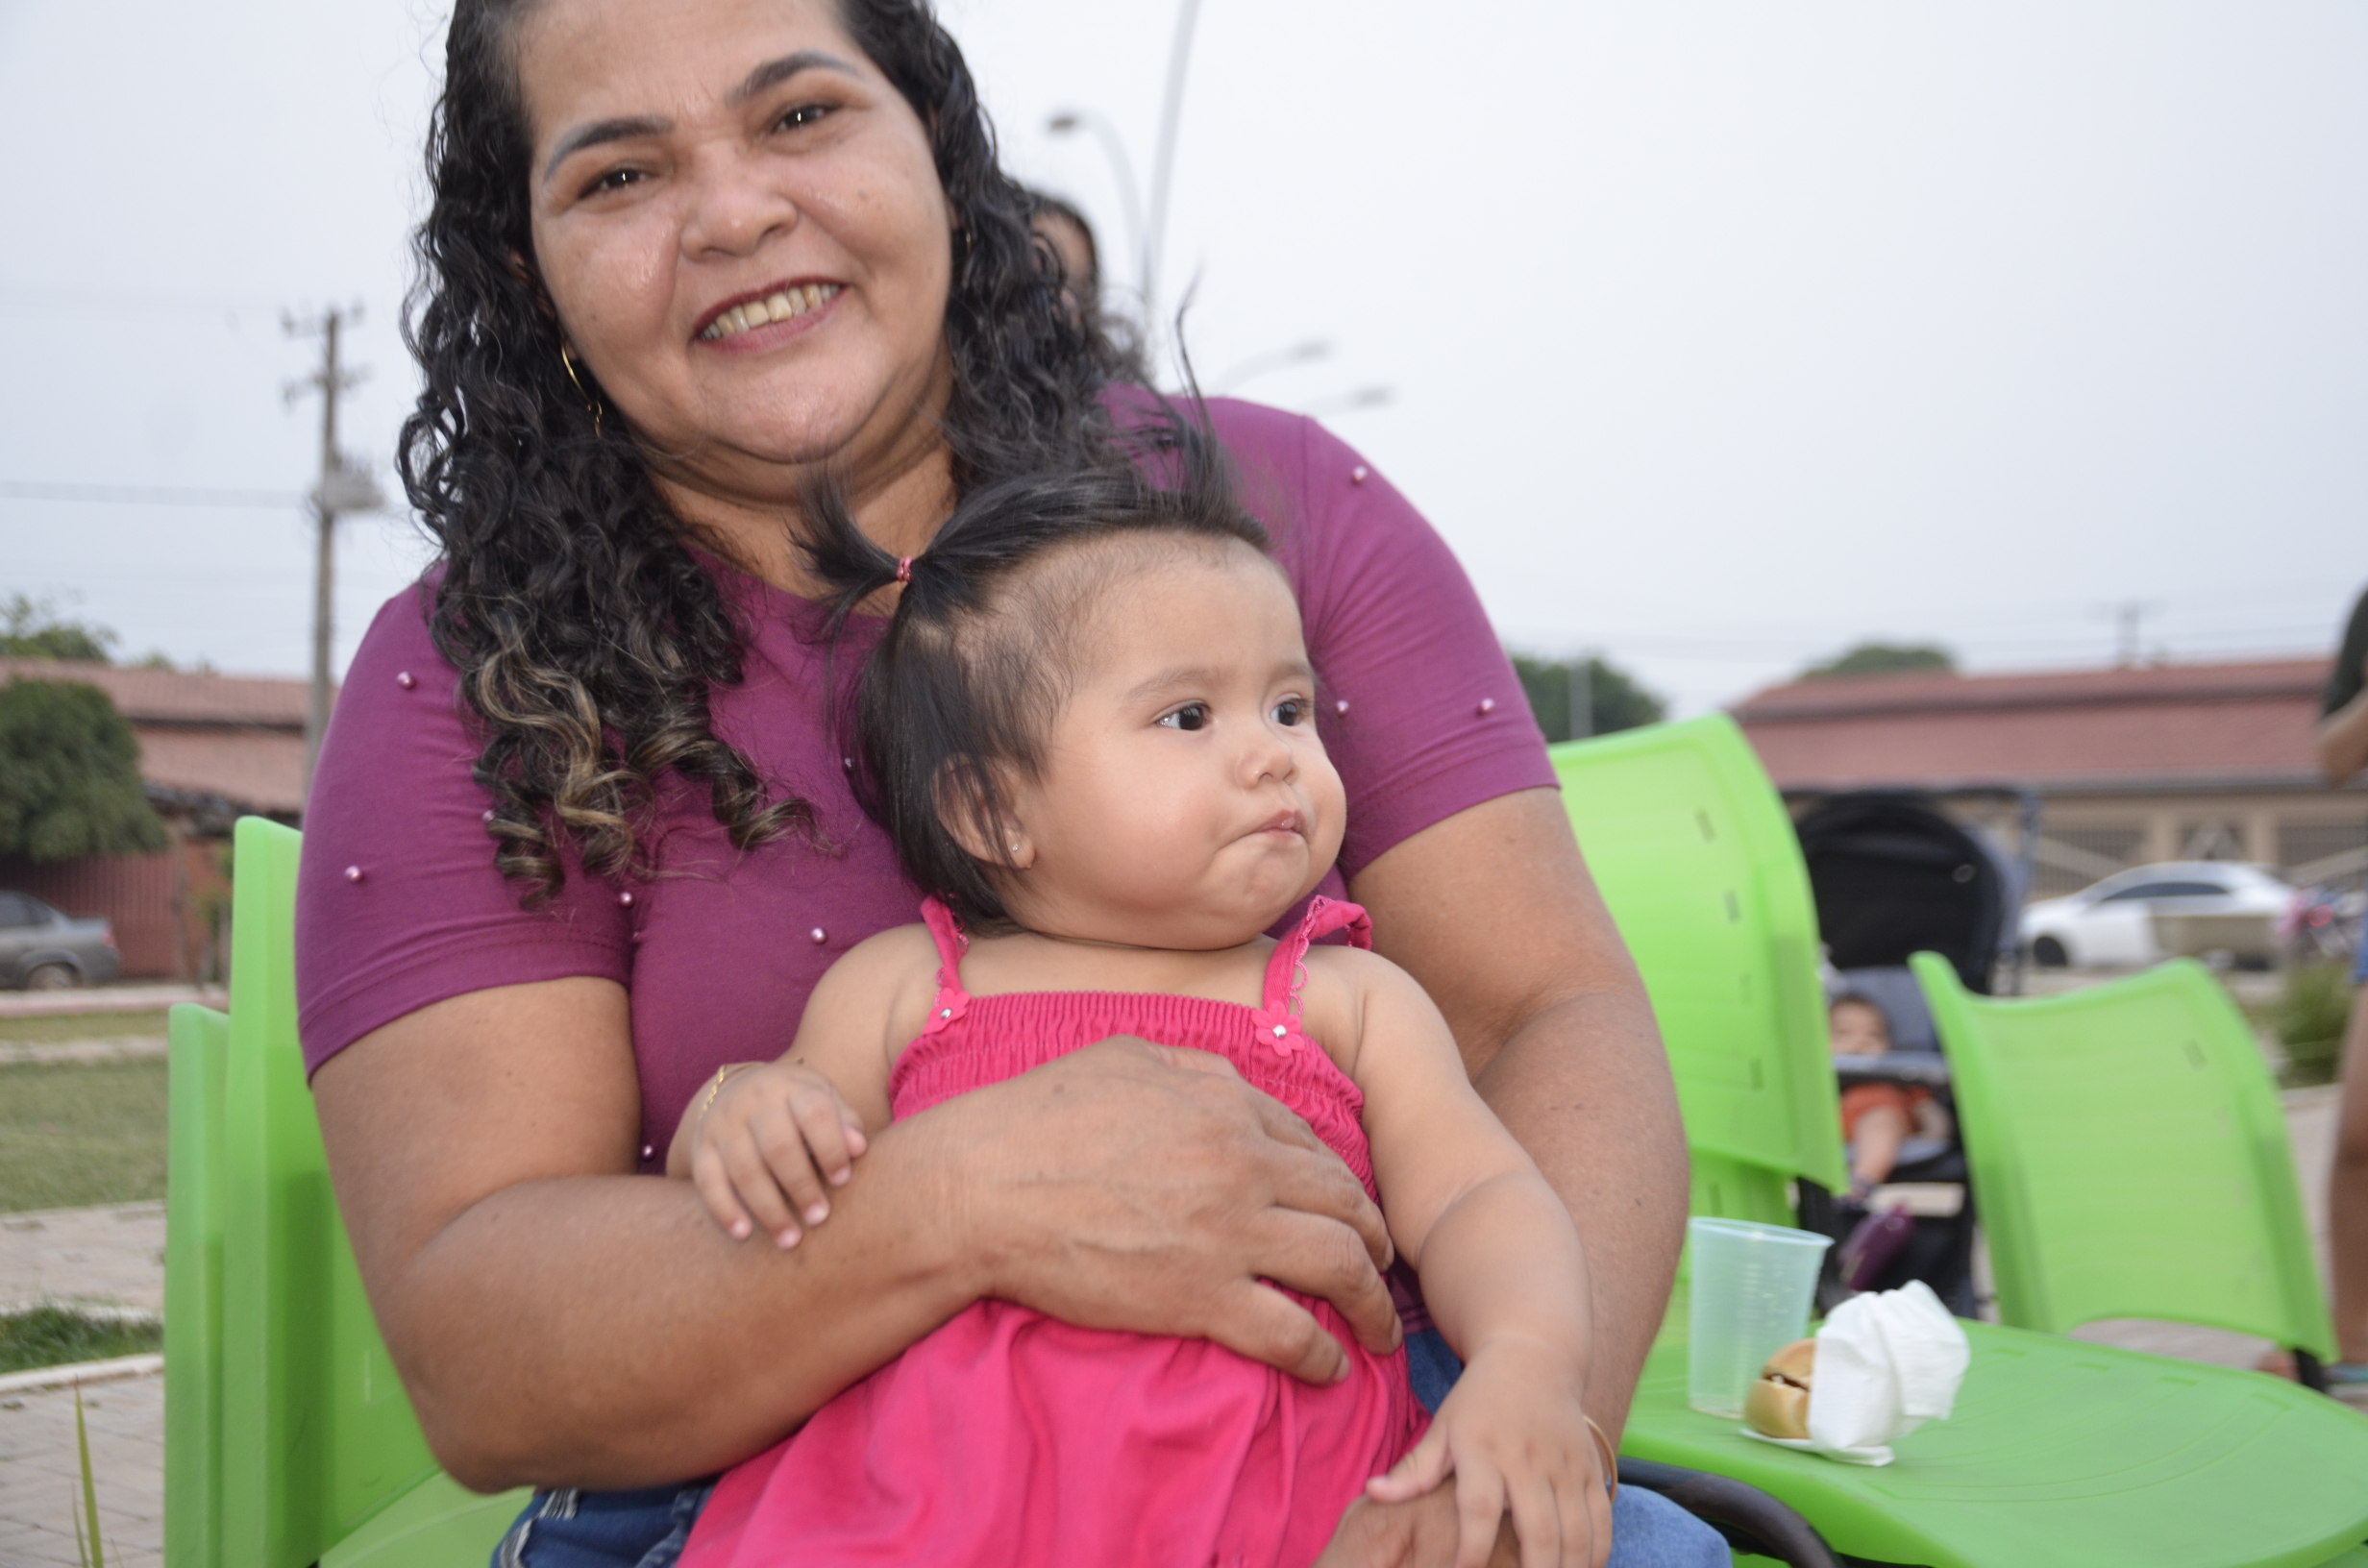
[700,1063,754,1122]
[1586,1416,1620,1500]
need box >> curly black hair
[400,0,1135,901]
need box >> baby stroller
[1788,788,2035,1316]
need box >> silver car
[0,891,121,989]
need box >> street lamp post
[1213,338,1330,395]
[1293,385,1394,420]
[1044,109,1146,296]
[1047,0,1208,348]
[1141,0,1205,337]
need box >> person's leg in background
[1406,1330,1729,1568]
[2329,947,2368,1379]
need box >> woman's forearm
[415,1172,972,1488]
[1475,991,1688,1434]
[2322,688,2368,785]
[358,1115,980,1489]
[314,980,983,1491]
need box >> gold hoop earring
[559,342,604,437]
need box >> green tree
[1800,641,1956,680]
[1511,653,1668,743]
[1,595,116,663]
[0,680,166,861]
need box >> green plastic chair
[1911,952,2338,1377]
[166,816,530,1568]
[1549,715,1848,1229]
[1556,723,2368,1566]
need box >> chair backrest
[1552,715,1846,1224]
[165,817,444,1568]
[1912,951,2335,1360]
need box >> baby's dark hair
[803,408,1271,925]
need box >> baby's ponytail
[804,400,1272,925]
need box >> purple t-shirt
[296,398,1557,1165]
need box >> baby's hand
[1366,1337,1610,1568]
[685,1061,869,1249]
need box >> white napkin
[1741,1281,1970,1466]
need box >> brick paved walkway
[0,1038,168,1069]
[0,1203,166,1566]
[0,1204,165,1317]
[0,1374,163,1567]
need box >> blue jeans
[492,1482,712,1568]
[2353,931,2368,986]
[496,1335,1727,1567]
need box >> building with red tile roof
[1732,658,2364,894]
[1,659,323,979]
[0,657,317,821]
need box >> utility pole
[2107,599,2160,669]
[285,305,382,803]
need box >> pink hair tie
[895,556,914,583]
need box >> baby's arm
[1326,951,1605,1568]
[664,929,927,1248]
[1838,1085,1915,1196]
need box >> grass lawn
[0,1306,161,1375]
[0,1058,168,1213]
[0,1010,169,1046]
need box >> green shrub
[2276,962,2356,1088]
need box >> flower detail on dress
[1249,1004,1304,1056]
[921,980,969,1035]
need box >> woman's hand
[1365,1338,1610,1568]
[671,1061,870,1248]
[1316,1488,1522,1568]
[946,1036,1403,1385]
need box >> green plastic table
[1622,1298,2368,1568]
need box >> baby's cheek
[1306,755,1349,863]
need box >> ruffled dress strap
[918,898,973,1036]
[1250,896,1372,1057]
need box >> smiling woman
[405,0,1118,903]
[297,1,1701,1565]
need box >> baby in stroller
[1831,992,1956,1203]
[1822,980,1973,1309]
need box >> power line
[0,480,303,508]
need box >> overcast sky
[2,0,2361,715]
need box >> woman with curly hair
[295,0,1709,1562]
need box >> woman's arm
[314,978,1403,1492]
[2321,669,2368,784]
[1349,788,1688,1438]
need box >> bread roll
[1742,1337,1815,1439]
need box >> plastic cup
[1686,1216,1832,1418]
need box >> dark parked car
[0,891,120,989]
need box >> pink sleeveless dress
[678,896,1427,1568]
